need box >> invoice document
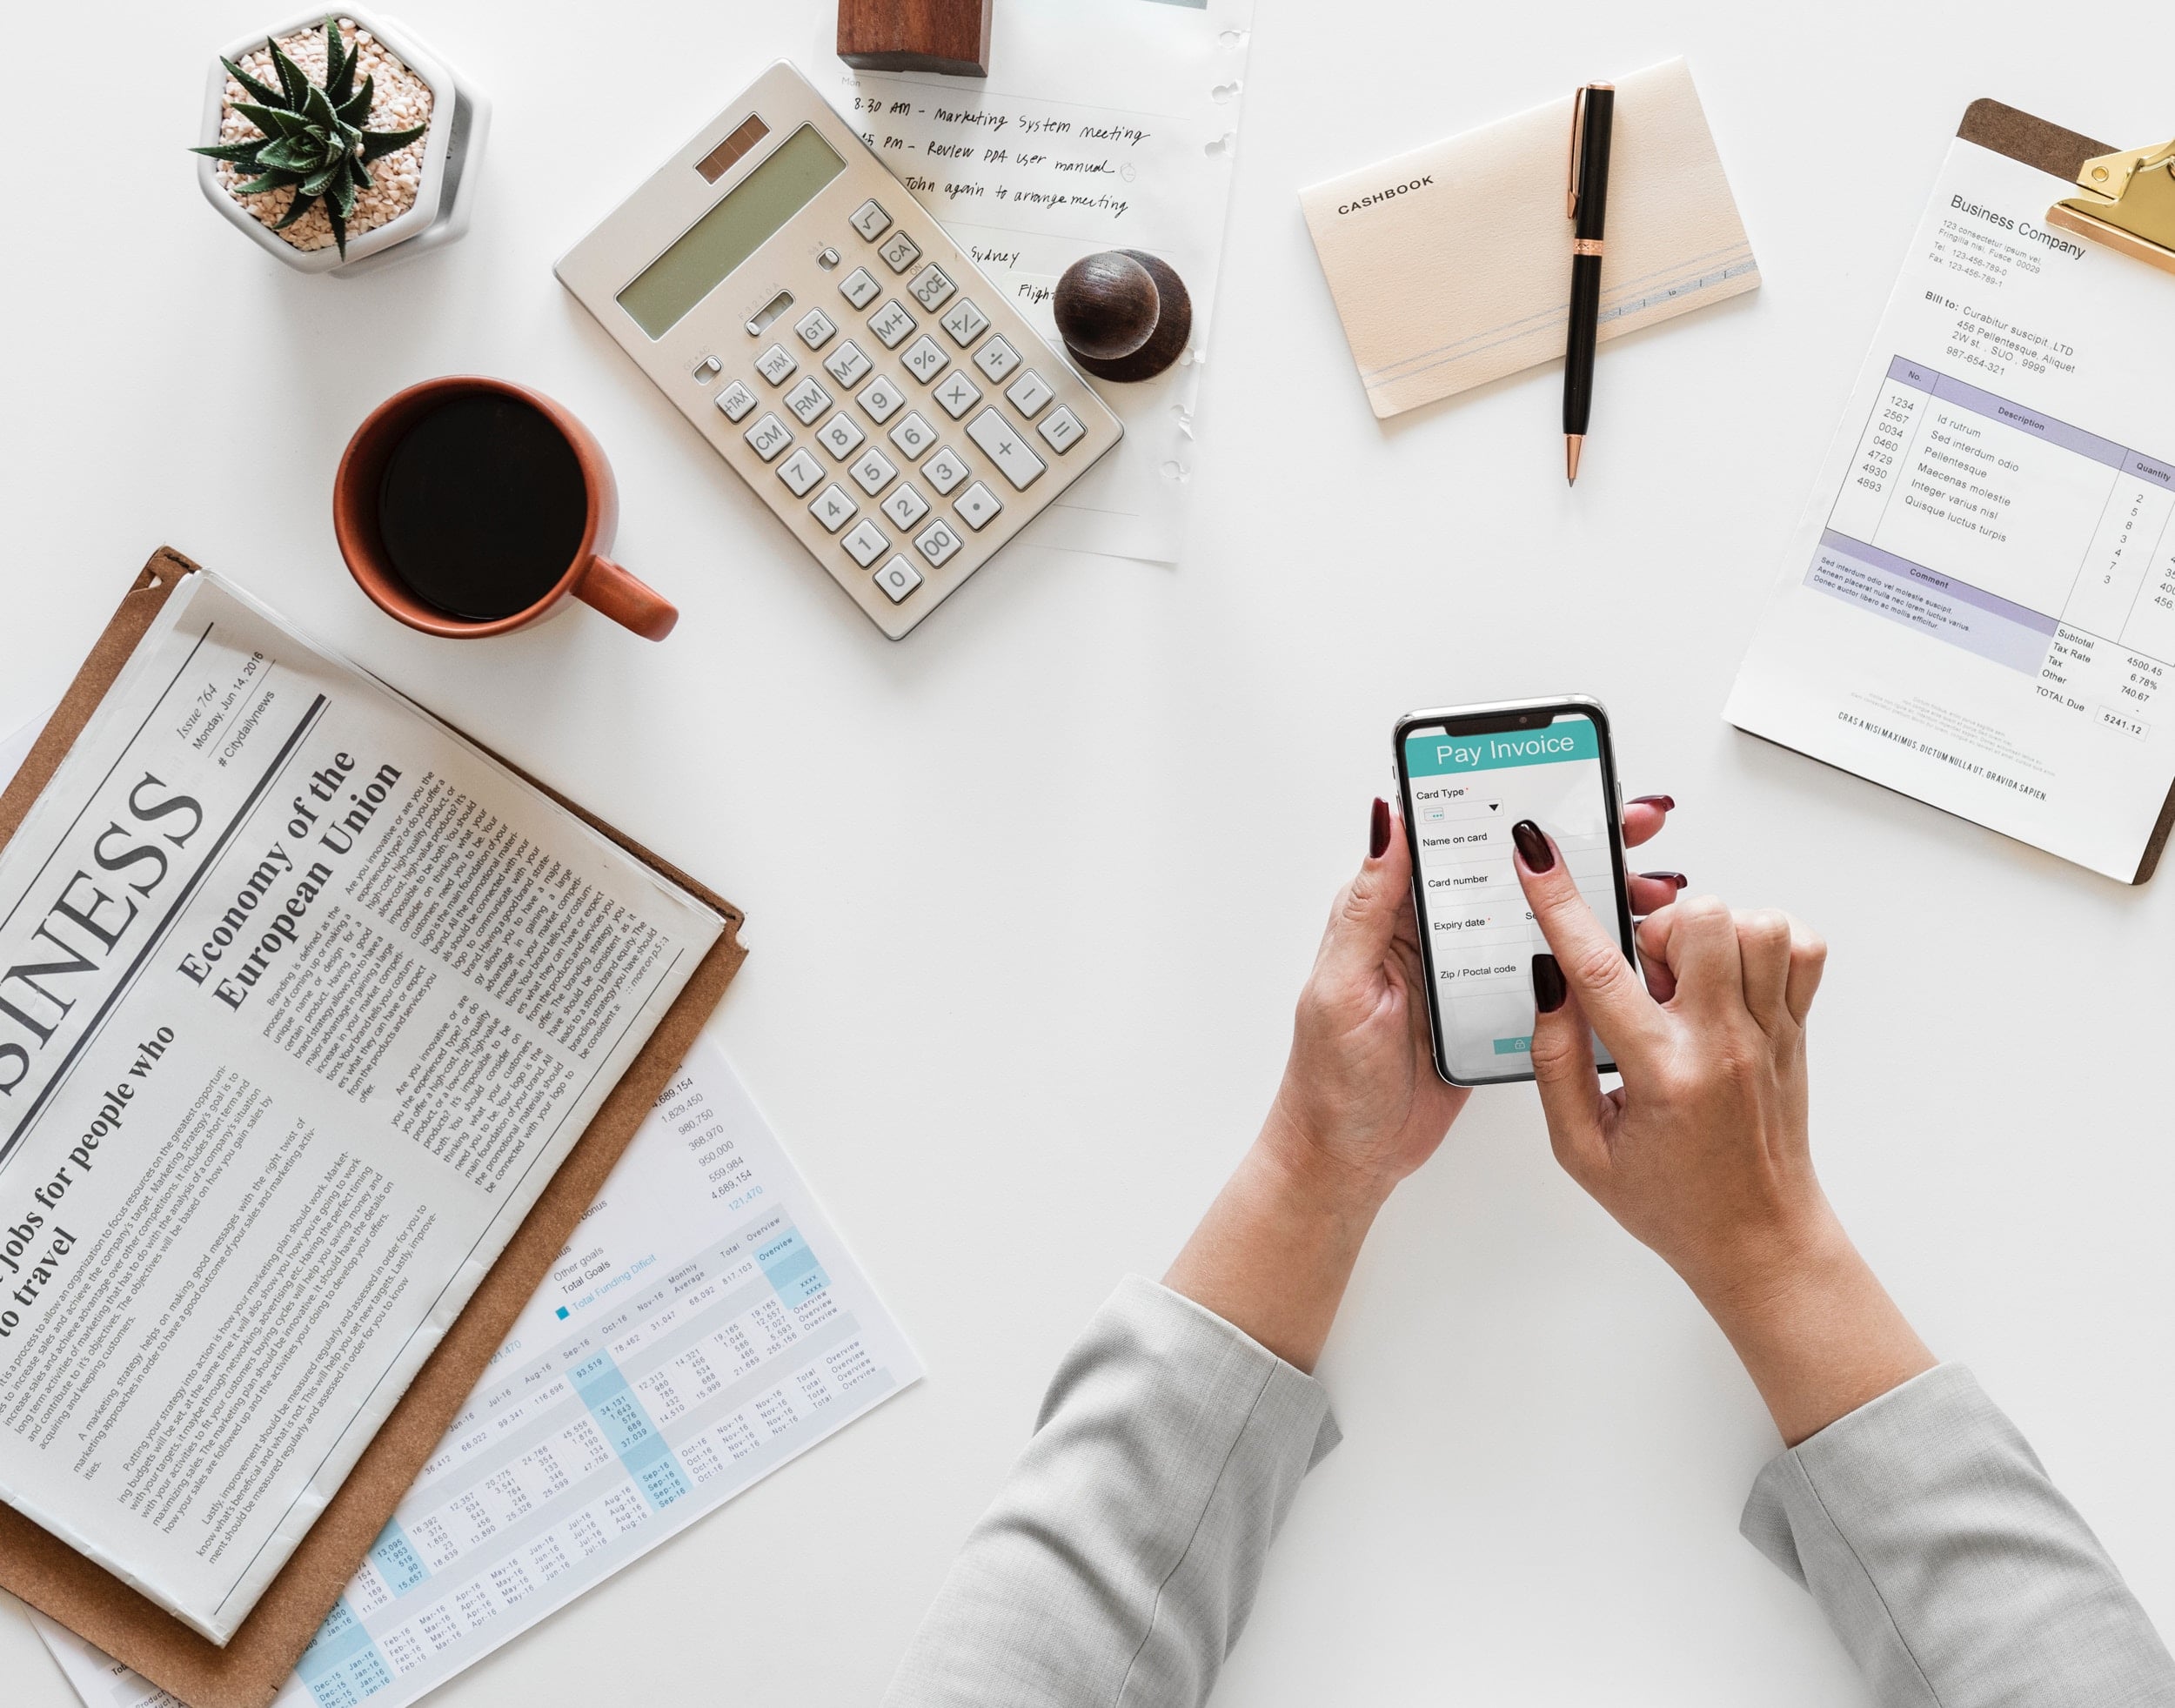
[1726,127,2175,881]
[30,1036,920,1708]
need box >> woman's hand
[1512,827,1933,1443]
[1263,795,1682,1202]
[1164,794,1675,1371]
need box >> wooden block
[837,0,992,77]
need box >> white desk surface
[6,3,2173,1703]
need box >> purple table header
[1883,354,2167,479]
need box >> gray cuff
[1112,1277,1342,1472]
[883,1276,1339,1708]
[1743,1363,2175,1707]
[1739,1362,1960,1590]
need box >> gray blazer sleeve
[884,1276,1340,1708]
[1742,1362,2175,1706]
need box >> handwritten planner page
[816,0,1255,566]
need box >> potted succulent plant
[192,11,488,276]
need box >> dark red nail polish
[1512,819,1553,872]
[1532,953,1566,1014]
[1640,870,1689,890]
[1369,798,1390,859]
[1630,794,1676,812]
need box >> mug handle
[576,555,679,641]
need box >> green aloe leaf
[329,206,348,258]
[337,73,374,127]
[327,164,359,218]
[233,101,309,140]
[234,168,303,195]
[190,138,268,164]
[299,157,345,197]
[274,188,320,230]
[304,81,340,133]
[220,55,282,108]
[325,19,356,106]
[360,123,426,163]
[268,37,309,110]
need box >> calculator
[555,61,1122,640]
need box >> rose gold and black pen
[1563,82,1614,485]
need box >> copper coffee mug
[333,376,678,642]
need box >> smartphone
[1393,697,1638,1087]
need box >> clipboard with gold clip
[2048,135,2175,273]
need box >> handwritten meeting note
[820,0,1255,565]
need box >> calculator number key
[841,519,891,569]
[907,265,957,311]
[783,375,833,426]
[934,372,981,420]
[880,484,930,530]
[824,340,872,388]
[859,375,907,424]
[1038,405,1087,455]
[838,266,881,310]
[849,447,898,496]
[888,412,938,459]
[817,412,867,460]
[714,380,757,422]
[744,413,793,461]
[940,299,991,346]
[914,519,964,567]
[954,481,1003,531]
[776,447,825,498]
[902,336,950,385]
[794,308,837,350]
[973,337,1021,383]
[921,446,970,495]
[966,409,1047,490]
[874,556,923,603]
[1003,369,1054,418]
[868,300,917,350]
[850,199,892,241]
[879,231,922,273]
[810,484,859,532]
[755,344,798,385]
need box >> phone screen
[1401,710,1629,1083]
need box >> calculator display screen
[618,124,847,338]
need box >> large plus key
[965,409,1047,490]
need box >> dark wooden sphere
[1055,252,1160,360]
[1053,250,1193,383]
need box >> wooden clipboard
[1961,100,2175,883]
[0,549,749,1708]
[1736,101,2175,885]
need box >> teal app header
[1404,716,1599,777]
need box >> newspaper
[0,572,723,1642]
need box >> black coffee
[376,395,589,623]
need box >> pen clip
[1567,86,1586,220]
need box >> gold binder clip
[2047,137,2175,274]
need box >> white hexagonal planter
[195,10,489,277]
